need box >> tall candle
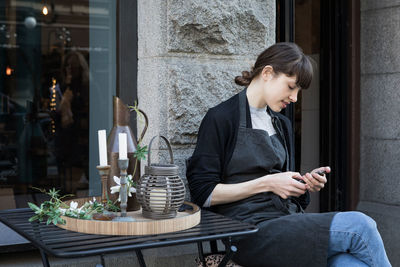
[149,188,167,212]
[98,130,108,166]
[119,133,127,159]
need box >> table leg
[197,242,206,267]
[210,240,218,254]
[39,249,50,267]
[101,254,106,266]
[218,238,237,267]
[135,249,146,267]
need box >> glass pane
[0,0,115,210]
[295,0,321,212]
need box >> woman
[187,42,390,267]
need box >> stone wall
[137,0,276,196]
[359,1,400,265]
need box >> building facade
[0,0,399,266]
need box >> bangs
[290,55,313,89]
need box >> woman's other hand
[302,166,330,192]
[263,172,309,199]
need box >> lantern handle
[147,135,174,166]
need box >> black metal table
[0,208,258,267]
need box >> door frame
[276,0,360,211]
[319,0,360,212]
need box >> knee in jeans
[349,211,377,233]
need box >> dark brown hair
[235,42,313,89]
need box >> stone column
[358,1,400,265]
[137,0,276,193]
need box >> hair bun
[235,70,252,86]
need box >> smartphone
[294,178,306,184]
[316,170,327,176]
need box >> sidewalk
[0,244,200,267]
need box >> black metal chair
[196,238,239,267]
[185,158,239,267]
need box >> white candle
[149,188,167,212]
[98,130,108,166]
[119,133,128,159]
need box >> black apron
[215,89,336,267]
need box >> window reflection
[0,0,113,209]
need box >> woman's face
[262,71,300,112]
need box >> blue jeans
[327,211,391,267]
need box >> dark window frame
[319,0,360,212]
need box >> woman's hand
[262,172,309,199]
[302,166,330,192]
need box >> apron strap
[239,89,247,128]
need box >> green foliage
[28,187,70,225]
[105,198,120,212]
[28,188,120,225]
[134,144,148,161]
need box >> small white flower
[59,208,66,215]
[111,176,122,195]
[110,175,136,201]
[70,201,78,210]
[110,185,120,194]
[128,187,136,197]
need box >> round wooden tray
[57,197,201,236]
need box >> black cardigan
[186,91,309,208]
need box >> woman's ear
[261,65,274,81]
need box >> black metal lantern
[136,136,185,219]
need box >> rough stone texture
[138,0,168,58]
[359,137,400,204]
[357,201,400,265]
[361,0,400,11]
[360,73,400,139]
[167,59,250,145]
[361,7,400,74]
[167,0,275,56]
[137,58,169,146]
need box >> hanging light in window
[42,5,49,15]
[5,66,13,76]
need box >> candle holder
[96,165,111,206]
[136,136,185,219]
[113,158,134,222]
